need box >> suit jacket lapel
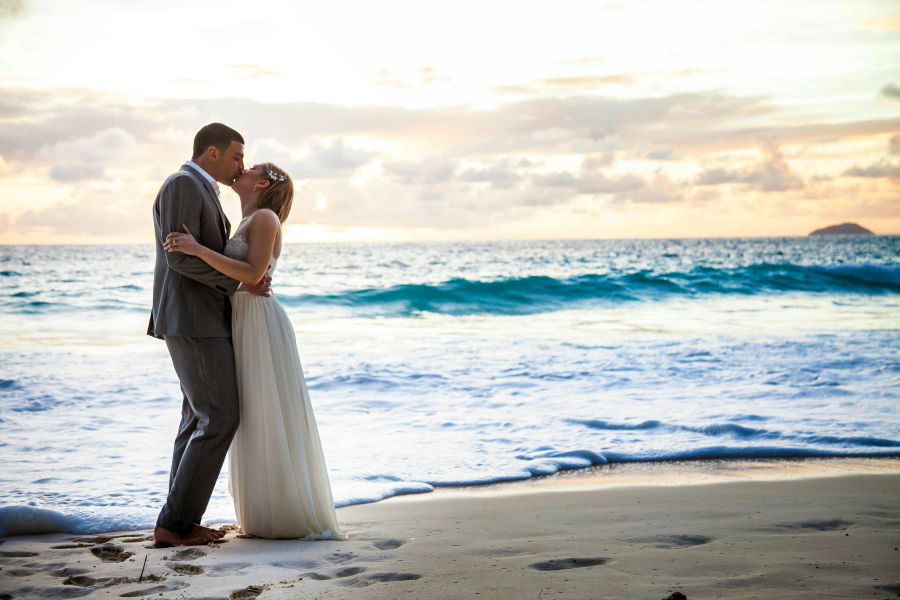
[181,164,229,239]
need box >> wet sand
[1,458,898,599]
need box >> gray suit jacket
[148,164,241,339]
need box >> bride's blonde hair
[258,162,294,224]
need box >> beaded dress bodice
[224,234,278,276]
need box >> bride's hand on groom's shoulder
[164,225,202,256]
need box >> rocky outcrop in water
[809,223,874,236]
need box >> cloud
[612,170,684,204]
[694,142,804,192]
[879,83,900,102]
[668,69,709,78]
[417,67,451,85]
[2,84,898,237]
[371,67,451,89]
[558,56,606,66]
[7,86,896,165]
[843,158,900,179]
[498,74,634,94]
[459,167,521,183]
[539,75,635,88]
[229,64,281,80]
[531,157,685,204]
[890,135,900,156]
[0,154,16,178]
[13,185,148,236]
[636,146,682,161]
[371,69,413,89]
[42,127,136,181]
[382,158,454,184]
[861,10,900,31]
[0,0,23,17]
[264,138,378,180]
[458,159,530,188]
[533,156,648,197]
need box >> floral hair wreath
[265,168,287,183]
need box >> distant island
[809,223,874,236]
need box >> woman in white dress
[164,162,343,540]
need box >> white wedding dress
[224,235,343,540]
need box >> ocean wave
[0,505,156,538]
[568,419,900,447]
[567,419,662,430]
[277,263,900,317]
[0,262,896,317]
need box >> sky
[0,0,898,244]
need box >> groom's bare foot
[193,523,226,540]
[153,525,210,547]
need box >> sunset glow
[0,0,898,243]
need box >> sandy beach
[1,458,898,599]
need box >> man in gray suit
[148,123,270,546]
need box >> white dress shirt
[185,160,220,196]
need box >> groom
[148,123,270,546]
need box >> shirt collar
[185,160,216,185]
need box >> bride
[164,162,343,540]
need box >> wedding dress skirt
[225,237,343,540]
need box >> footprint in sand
[303,567,368,582]
[90,544,135,563]
[267,558,320,570]
[205,561,255,577]
[529,557,610,571]
[52,567,90,577]
[339,572,422,587]
[63,573,167,588]
[63,574,99,587]
[229,585,267,599]
[875,583,900,595]
[479,547,529,557]
[4,567,39,576]
[167,561,204,575]
[372,539,406,551]
[119,535,154,544]
[169,548,207,561]
[775,519,851,531]
[622,534,714,549]
[325,551,359,564]
[72,535,113,544]
[366,572,423,582]
[119,583,188,598]
[0,550,40,558]
[24,587,93,599]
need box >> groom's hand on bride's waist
[242,274,272,297]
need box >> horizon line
[1,233,897,247]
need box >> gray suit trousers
[157,335,240,535]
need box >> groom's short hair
[192,123,245,160]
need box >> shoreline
[3,456,900,539]
[424,455,900,496]
[2,457,899,599]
